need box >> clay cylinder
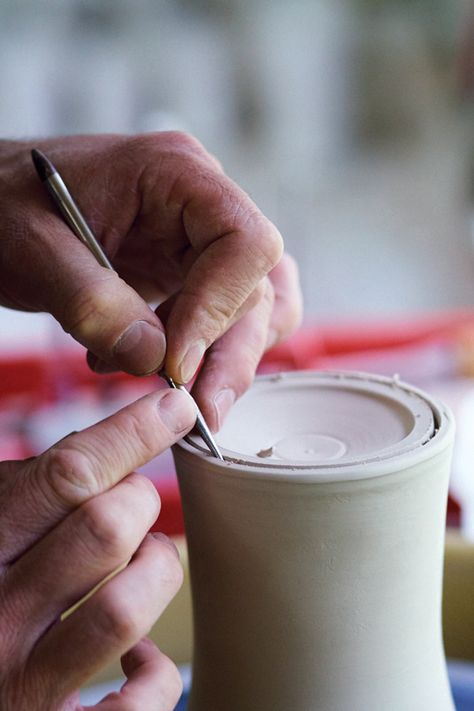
[173,372,455,711]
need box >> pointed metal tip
[159,371,224,460]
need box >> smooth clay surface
[175,371,455,711]
[213,372,435,467]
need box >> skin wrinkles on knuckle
[78,497,139,562]
[182,167,233,227]
[182,174,244,237]
[152,130,205,156]
[92,592,145,649]
[91,578,173,650]
[179,291,242,342]
[199,300,239,339]
[137,133,213,209]
[39,446,100,508]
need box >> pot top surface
[181,372,452,478]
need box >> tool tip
[31,148,56,181]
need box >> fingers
[87,639,183,711]
[267,253,303,347]
[191,254,303,432]
[166,209,283,383]
[0,388,196,564]
[2,136,168,376]
[6,211,166,376]
[134,131,283,383]
[26,533,183,704]
[4,473,159,643]
[191,278,274,432]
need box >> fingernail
[178,339,206,383]
[158,389,196,434]
[213,388,235,431]
[113,321,166,375]
[152,532,180,559]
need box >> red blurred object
[149,480,185,537]
[0,354,51,406]
[261,309,474,372]
[447,494,462,529]
[3,307,473,534]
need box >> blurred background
[3,2,474,706]
[0,0,473,322]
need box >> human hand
[0,133,302,430]
[0,387,195,711]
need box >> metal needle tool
[31,148,224,461]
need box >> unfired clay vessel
[173,371,455,711]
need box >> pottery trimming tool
[31,148,224,461]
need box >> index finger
[138,133,283,383]
[0,388,195,564]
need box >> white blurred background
[1,0,474,348]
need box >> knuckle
[79,497,130,559]
[160,130,205,156]
[203,295,241,329]
[123,474,161,523]
[133,130,205,158]
[129,472,161,508]
[185,289,245,341]
[41,446,99,507]
[96,590,144,646]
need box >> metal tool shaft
[161,374,224,460]
[31,148,224,461]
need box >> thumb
[31,221,166,375]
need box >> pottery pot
[173,371,455,711]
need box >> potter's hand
[0,388,195,711]
[0,133,302,430]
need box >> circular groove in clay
[184,372,445,474]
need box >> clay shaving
[257,446,274,458]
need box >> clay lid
[181,372,452,479]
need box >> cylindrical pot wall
[173,372,455,711]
